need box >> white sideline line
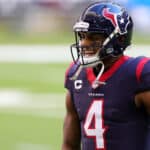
[0,90,66,118]
[0,45,149,62]
[0,90,65,108]
[0,45,71,63]
[16,143,51,150]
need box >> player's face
[79,32,105,57]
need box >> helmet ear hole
[117,36,126,44]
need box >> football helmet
[70,1,133,67]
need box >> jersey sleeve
[136,58,150,93]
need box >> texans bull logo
[103,8,130,34]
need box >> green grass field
[0,63,68,93]
[0,63,68,150]
[0,31,74,45]
[0,112,63,150]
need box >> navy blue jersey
[65,55,150,150]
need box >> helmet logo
[103,8,130,34]
[103,8,117,27]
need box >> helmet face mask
[71,31,105,67]
[70,1,133,67]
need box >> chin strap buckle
[92,80,106,89]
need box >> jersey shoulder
[131,56,150,82]
[65,62,80,78]
[127,56,148,65]
[117,56,149,83]
[65,62,81,90]
[125,56,149,71]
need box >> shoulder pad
[65,62,81,78]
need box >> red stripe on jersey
[65,62,74,77]
[136,58,149,82]
[86,55,130,85]
[86,67,95,85]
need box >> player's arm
[135,91,150,114]
[62,90,81,150]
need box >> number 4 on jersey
[84,100,107,149]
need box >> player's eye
[78,32,86,39]
[87,33,106,41]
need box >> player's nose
[80,38,92,47]
[80,39,97,56]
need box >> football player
[62,1,150,150]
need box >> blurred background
[0,0,150,150]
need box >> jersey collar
[86,55,130,84]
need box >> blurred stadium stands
[0,0,149,38]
